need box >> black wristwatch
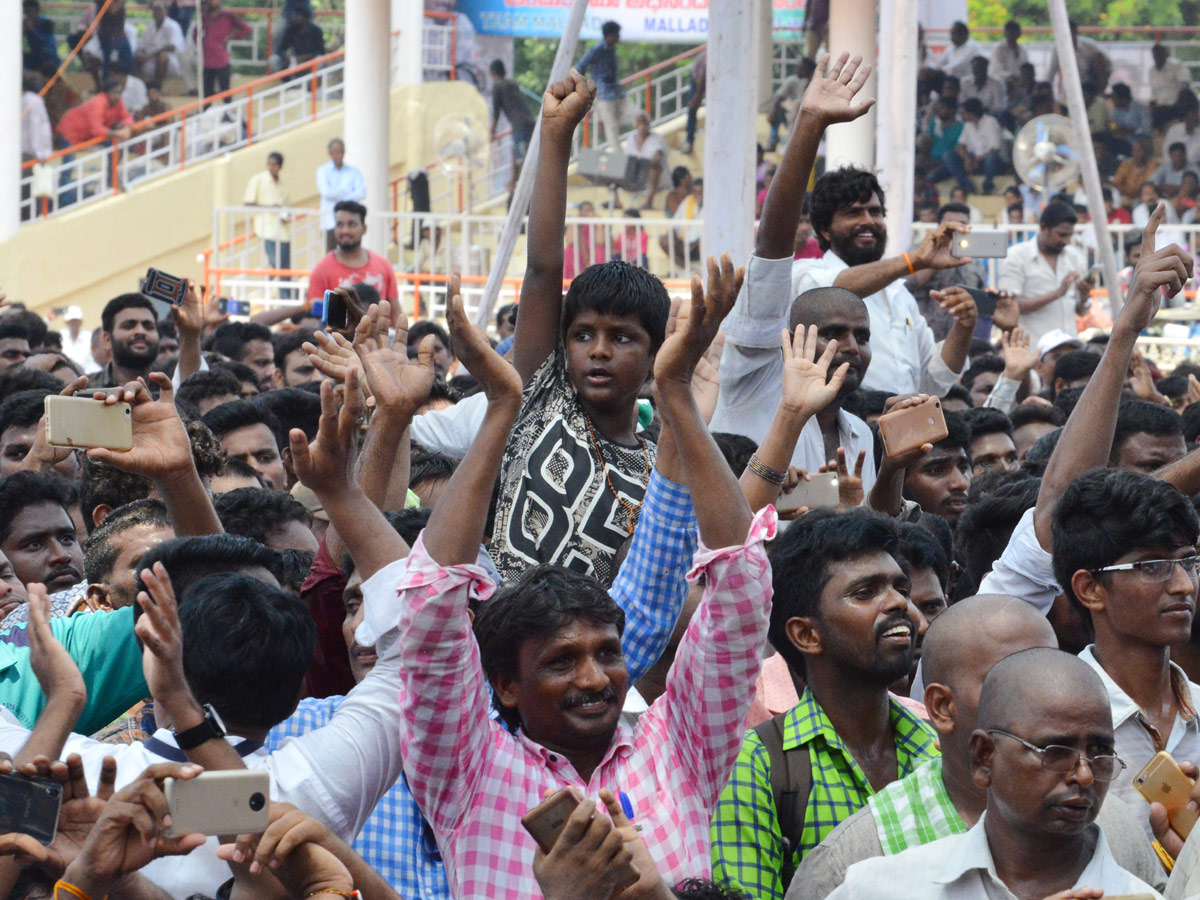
[174,703,226,750]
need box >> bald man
[790,597,1164,899]
[828,648,1162,899]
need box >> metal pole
[1046,0,1123,316]
[875,0,917,257]
[473,0,589,328]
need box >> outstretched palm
[799,51,875,125]
[780,324,848,419]
[354,301,434,418]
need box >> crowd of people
[12,15,1200,900]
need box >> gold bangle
[1153,839,1175,873]
[56,881,104,900]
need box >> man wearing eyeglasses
[828,648,1161,899]
[1052,466,1200,841]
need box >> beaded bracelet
[747,454,787,486]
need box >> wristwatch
[174,703,226,750]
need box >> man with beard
[827,649,1157,899]
[712,53,880,490]
[90,289,208,388]
[0,471,83,595]
[306,200,399,306]
[711,510,936,900]
[794,167,977,397]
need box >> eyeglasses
[987,730,1126,782]
[1092,555,1200,583]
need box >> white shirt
[1152,58,1189,108]
[960,78,1007,115]
[1164,121,1200,167]
[0,559,409,900]
[410,391,488,460]
[710,254,878,490]
[623,130,669,190]
[315,160,367,231]
[829,815,1160,900]
[996,236,1088,346]
[21,92,53,162]
[978,507,1059,614]
[961,114,1002,157]
[990,42,1029,83]
[61,327,96,371]
[1079,645,1200,842]
[933,38,985,79]
[139,16,184,55]
[793,249,961,397]
[121,75,149,116]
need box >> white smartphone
[951,229,1008,259]
[44,395,132,451]
[163,769,270,838]
[777,471,839,512]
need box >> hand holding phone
[950,229,1008,259]
[142,268,188,306]
[0,773,62,845]
[217,297,251,317]
[44,395,132,451]
[877,396,948,459]
[322,289,348,329]
[164,769,270,838]
[521,788,580,853]
[1134,751,1198,840]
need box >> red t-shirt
[307,250,399,302]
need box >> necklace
[584,415,650,535]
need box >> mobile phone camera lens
[249,792,265,812]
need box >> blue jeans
[99,32,133,82]
[931,148,1004,193]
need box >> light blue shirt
[316,160,367,231]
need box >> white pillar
[702,0,759,270]
[345,0,392,255]
[875,0,917,256]
[392,0,423,87]
[1,2,22,241]
[824,0,877,170]
[757,0,774,108]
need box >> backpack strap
[754,711,812,890]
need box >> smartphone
[777,471,839,512]
[217,297,251,316]
[163,769,270,838]
[521,788,580,853]
[877,396,949,458]
[44,395,132,451]
[0,774,62,845]
[142,267,188,305]
[951,229,1008,259]
[322,289,348,329]
[1134,751,1197,840]
[960,286,999,319]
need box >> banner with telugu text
[454,0,807,43]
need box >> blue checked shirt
[266,470,695,899]
[577,42,624,101]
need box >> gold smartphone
[877,396,949,459]
[521,788,580,853]
[44,395,132,451]
[163,769,270,838]
[1134,750,1197,839]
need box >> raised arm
[16,586,86,765]
[511,70,595,384]
[1034,206,1193,548]
[832,221,970,298]
[758,53,874,260]
[171,279,227,383]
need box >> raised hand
[991,290,1020,331]
[445,274,522,405]
[663,296,725,424]
[654,254,745,389]
[932,285,978,329]
[798,51,875,126]
[912,221,971,271]
[27,584,86,714]
[85,375,193,480]
[828,447,866,507]
[1128,350,1170,407]
[353,300,435,419]
[305,329,363,386]
[133,562,191,710]
[288,370,365,494]
[171,279,228,337]
[1121,203,1195,333]
[531,797,636,900]
[220,801,334,876]
[779,323,849,420]
[541,69,596,136]
[20,376,87,475]
[1000,326,1037,381]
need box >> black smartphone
[217,297,251,316]
[322,289,348,329]
[960,286,998,319]
[0,774,62,845]
[142,268,188,306]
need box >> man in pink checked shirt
[392,260,774,900]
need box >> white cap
[64,306,84,322]
[1036,329,1084,360]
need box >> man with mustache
[711,510,935,900]
[0,471,83,595]
[89,287,209,389]
[827,648,1158,899]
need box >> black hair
[1053,386,1086,419]
[1021,427,1063,476]
[937,201,972,222]
[207,322,274,362]
[1040,201,1078,230]
[1009,402,1066,431]
[408,320,450,349]
[964,406,1014,442]
[942,384,972,408]
[672,880,751,900]
[0,471,74,544]
[841,389,891,421]
[278,548,314,594]
[268,151,283,166]
[333,200,367,223]
[2,311,46,351]
[561,261,671,352]
[473,565,624,727]
[712,432,758,478]
[960,354,1005,392]
[177,572,314,730]
[0,323,30,344]
[101,294,157,334]
[961,97,985,117]
[254,388,321,441]
[957,477,1041,594]
[133,534,285,608]
[350,282,381,308]
[601,20,620,36]
[176,369,243,409]
[490,59,506,78]
[82,498,170,584]
[1051,350,1100,396]
[1183,402,1200,444]
[767,509,899,675]
[0,390,51,436]
[494,303,517,331]
[220,457,267,488]
[938,410,972,455]
[810,168,885,251]
[671,165,691,188]
[202,399,285,449]
[213,488,312,546]
[210,360,262,391]
[1170,141,1188,156]
[1053,468,1199,618]
[897,522,951,592]
[1110,400,1183,465]
[1156,375,1191,404]
[410,449,458,490]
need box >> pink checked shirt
[395,509,777,900]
